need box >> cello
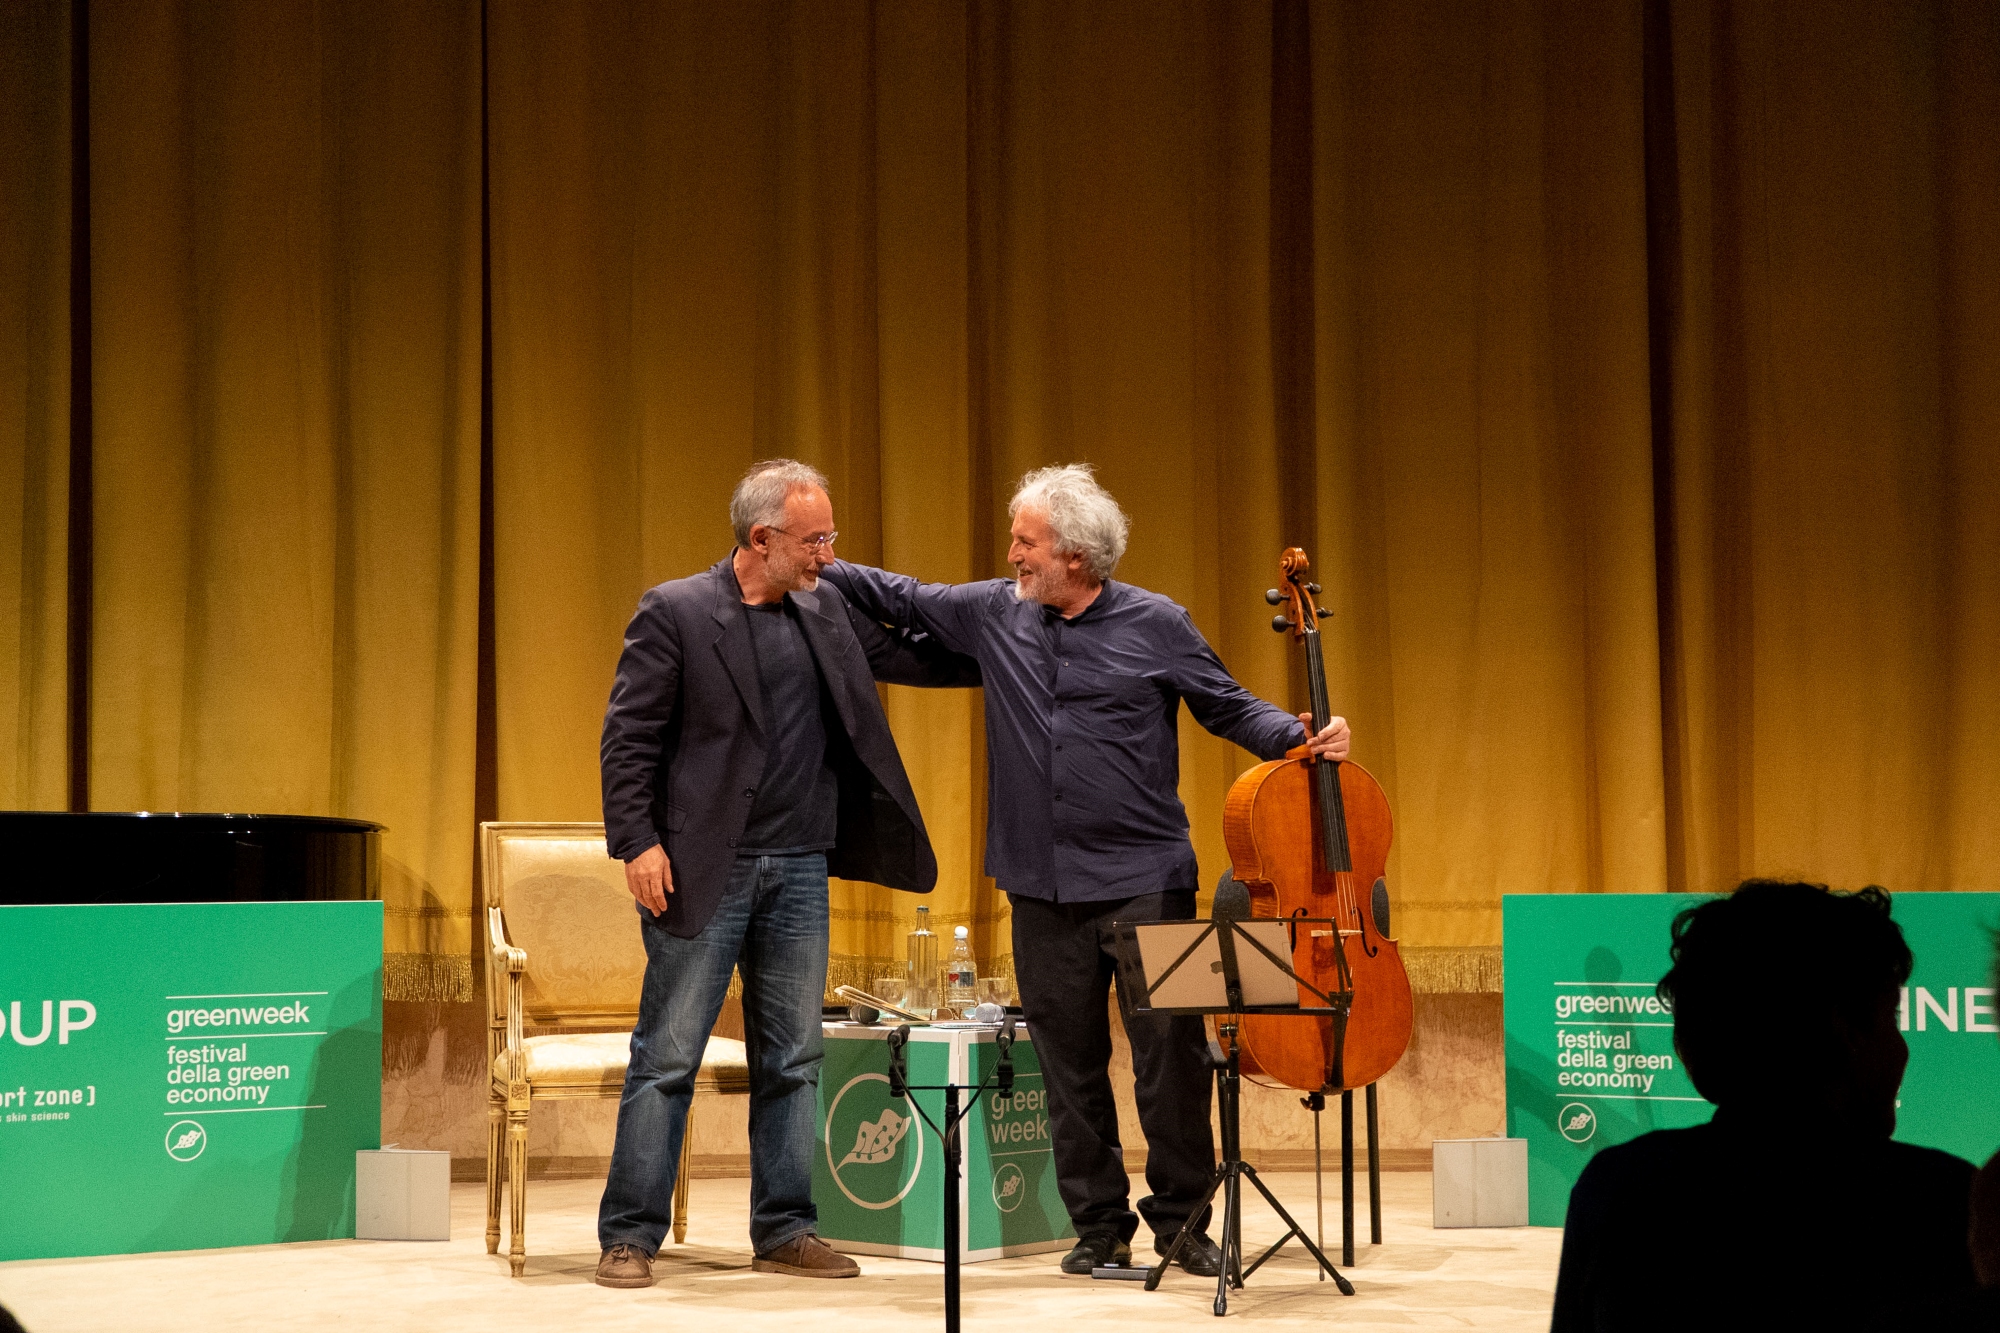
[1222,548,1413,1094]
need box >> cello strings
[1300,590,1361,933]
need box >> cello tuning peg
[1271,614,1295,632]
[1307,583,1322,595]
[1264,588,1284,606]
[1316,606,1331,619]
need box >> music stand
[1111,916,1357,1315]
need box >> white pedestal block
[1431,1137,1529,1228]
[355,1149,452,1241]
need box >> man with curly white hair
[822,462,1349,1279]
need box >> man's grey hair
[1008,463,1129,581]
[731,459,830,547]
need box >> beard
[768,546,820,593]
[1013,563,1073,605]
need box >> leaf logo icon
[1557,1102,1597,1144]
[164,1120,208,1161]
[839,1108,912,1169]
[990,1161,1027,1212]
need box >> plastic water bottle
[907,906,939,1013]
[945,926,978,1016]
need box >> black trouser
[1010,888,1216,1245]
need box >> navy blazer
[601,556,980,938]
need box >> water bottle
[945,926,977,1016]
[907,906,939,1014]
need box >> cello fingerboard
[1302,628,1354,875]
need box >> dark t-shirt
[738,598,839,855]
[1552,1112,1977,1332]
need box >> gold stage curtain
[482,0,2000,991]
[0,1,71,812]
[482,0,1675,989]
[1653,0,2000,901]
[1303,0,1668,978]
[84,0,484,1000]
[3,0,1995,1001]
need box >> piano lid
[0,811,383,906]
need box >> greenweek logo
[824,1073,924,1211]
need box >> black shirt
[1552,1111,1977,1331]
[738,598,839,856]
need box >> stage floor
[0,1172,1559,1331]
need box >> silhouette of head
[1658,880,1911,1135]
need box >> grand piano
[0,811,381,905]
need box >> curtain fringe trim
[384,952,475,1003]
[1402,945,1503,994]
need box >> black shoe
[1059,1232,1133,1274]
[1156,1230,1223,1278]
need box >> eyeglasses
[766,525,838,553]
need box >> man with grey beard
[820,463,1349,1278]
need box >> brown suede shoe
[595,1243,654,1288]
[751,1233,860,1278]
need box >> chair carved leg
[674,1100,697,1244]
[485,1100,503,1255]
[507,1106,529,1277]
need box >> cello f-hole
[1340,869,1381,959]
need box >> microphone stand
[886,1015,1017,1333]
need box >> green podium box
[814,1022,1075,1262]
[0,901,383,1260]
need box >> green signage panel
[0,902,384,1260]
[1505,891,2000,1226]
[815,1024,1072,1261]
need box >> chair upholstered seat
[492,1032,751,1097]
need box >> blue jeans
[597,853,830,1256]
